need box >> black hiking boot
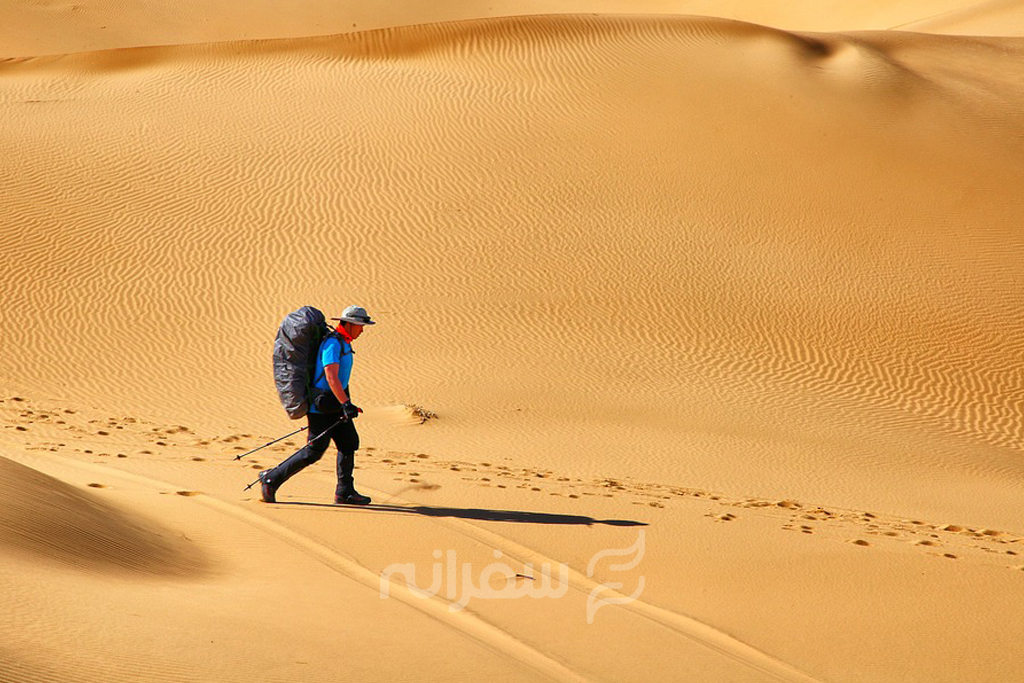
[335,490,371,505]
[259,470,278,504]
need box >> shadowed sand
[0,455,206,575]
[1,10,1023,683]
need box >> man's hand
[342,401,361,420]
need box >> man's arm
[324,363,349,405]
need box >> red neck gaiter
[335,325,353,344]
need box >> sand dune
[2,10,1023,683]
[0,454,205,575]
[2,15,1021,512]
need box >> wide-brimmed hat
[337,305,376,326]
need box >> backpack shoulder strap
[311,330,349,387]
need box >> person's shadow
[281,501,647,527]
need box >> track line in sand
[21,449,823,683]
[325,483,827,683]
[199,496,593,683]
[234,492,824,682]
[10,453,588,683]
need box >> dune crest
[4,0,1024,58]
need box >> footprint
[851,539,871,547]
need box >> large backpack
[272,306,332,419]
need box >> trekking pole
[233,425,309,461]
[242,416,348,491]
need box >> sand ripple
[0,15,1021,495]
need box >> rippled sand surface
[1,7,1022,683]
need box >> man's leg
[332,420,370,504]
[259,413,337,502]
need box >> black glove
[342,401,361,420]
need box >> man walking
[259,305,376,505]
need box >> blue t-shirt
[309,335,352,414]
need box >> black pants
[265,411,359,498]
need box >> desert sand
[1,3,1023,682]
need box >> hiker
[259,305,376,505]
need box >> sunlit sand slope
[1,15,1022,520]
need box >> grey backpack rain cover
[273,306,329,419]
